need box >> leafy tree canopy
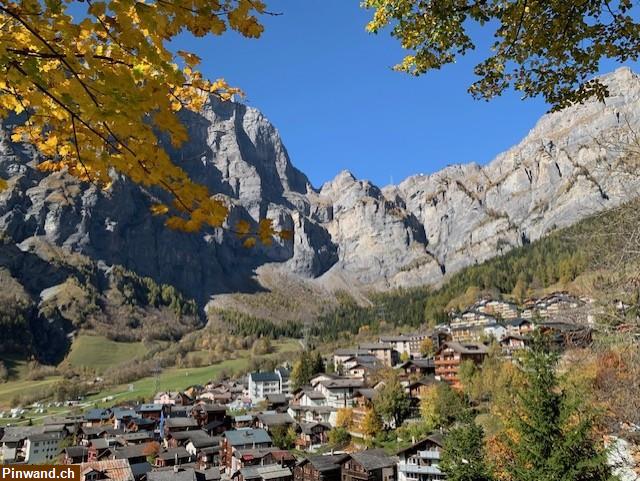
[0,0,289,244]
[363,0,640,110]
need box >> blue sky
[173,0,637,189]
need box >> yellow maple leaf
[235,219,251,236]
[150,203,169,215]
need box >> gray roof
[397,433,445,455]
[223,428,272,446]
[301,454,349,472]
[348,449,397,471]
[265,393,287,404]
[249,372,280,383]
[256,413,295,427]
[28,432,63,443]
[318,378,364,389]
[241,464,292,481]
[358,343,394,351]
[334,348,370,357]
[148,467,197,481]
[156,447,191,461]
[136,404,164,412]
[65,446,89,458]
[199,467,221,481]
[438,342,489,355]
[234,415,254,423]
[275,367,290,380]
[355,388,377,400]
[166,417,199,429]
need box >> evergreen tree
[441,417,494,481]
[291,350,325,389]
[503,332,614,481]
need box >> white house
[247,372,281,403]
[397,434,445,481]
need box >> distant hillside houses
[0,290,607,481]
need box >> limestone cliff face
[1,68,640,308]
[314,67,640,289]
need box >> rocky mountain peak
[2,69,640,309]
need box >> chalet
[339,449,397,481]
[265,394,289,411]
[500,335,529,356]
[64,446,89,464]
[333,349,370,372]
[351,389,377,434]
[136,404,164,421]
[165,417,199,435]
[154,392,190,406]
[434,342,488,389]
[295,422,331,449]
[184,432,220,466]
[220,429,273,471]
[87,439,111,461]
[234,415,255,429]
[396,434,445,481]
[311,377,364,408]
[231,447,295,473]
[503,318,534,336]
[342,355,379,371]
[191,403,228,429]
[287,405,336,426]
[126,417,156,432]
[154,447,192,467]
[450,321,506,342]
[79,459,135,481]
[406,377,437,401]
[248,372,282,403]
[255,413,296,433]
[294,454,349,481]
[292,388,326,407]
[111,409,137,430]
[116,432,153,446]
[236,464,293,481]
[110,443,154,480]
[84,409,112,427]
[396,359,435,379]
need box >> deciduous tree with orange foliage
[0,0,290,245]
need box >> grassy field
[0,338,301,410]
[62,335,149,373]
[87,339,301,406]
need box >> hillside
[2,68,640,361]
[308,199,640,341]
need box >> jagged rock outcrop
[2,67,640,313]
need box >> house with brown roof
[338,449,397,481]
[79,459,135,481]
[294,454,349,481]
[434,342,488,389]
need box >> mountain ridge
[1,67,640,343]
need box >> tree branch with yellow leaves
[0,0,291,245]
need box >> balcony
[417,450,441,460]
[398,463,442,475]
